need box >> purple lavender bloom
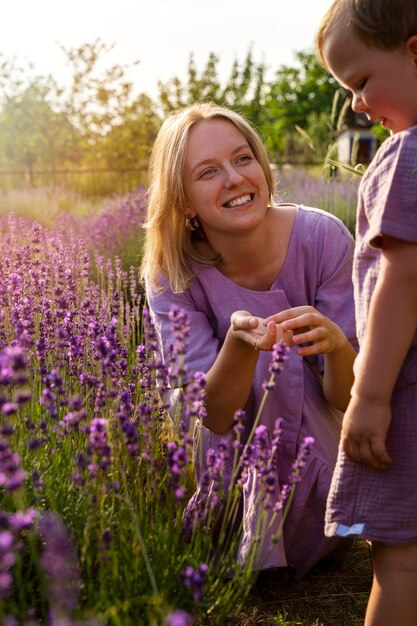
[0,530,15,598]
[181,371,206,434]
[0,345,28,386]
[9,508,38,532]
[290,436,315,484]
[165,610,193,626]
[269,340,290,374]
[166,306,191,387]
[39,512,81,614]
[86,417,112,476]
[0,438,26,491]
[180,562,208,602]
[274,483,292,513]
[1,402,19,416]
[166,442,189,497]
[261,341,290,393]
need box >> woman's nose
[223,165,244,187]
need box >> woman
[141,102,357,578]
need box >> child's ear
[406,35,417,64]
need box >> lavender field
[0,171,360,626]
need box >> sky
[1,0,335,99]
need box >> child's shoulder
[364,125,417,187]
[375,125,417,161]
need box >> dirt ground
[240,539,373,625]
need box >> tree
[0,71,81,180]
[98,94,161,169]
[0,41,162,179]
[262,51,343,162]
[157,49,267,117]
[58,39,163,169]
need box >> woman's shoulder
[288,204,353,243]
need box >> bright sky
[2,0,334,99]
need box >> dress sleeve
[361,130,417,247]
[304,211,358,372]
[145,277,219,387]
[310,212,357,342]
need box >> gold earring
[185,216,200,231]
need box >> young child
[316,1,417,625]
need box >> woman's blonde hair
[140,102,275,293]
[316,0,417,67]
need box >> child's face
[323,24,417,134]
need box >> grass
[0,185,122,227]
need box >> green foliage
[157,48,267,119]
[262,51,343,162]
[0,42,375,192]
[0,74,81,174]
[0,42,161,183]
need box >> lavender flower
[39,513,81,614]
[85,417,112,477]
[166,306,191,387]
[0,530,15,598]
[0,344,28,386]
[166,442,189,499]
[9,508,38,532]
[290,436,315,484]
[181,371,206,434]
[165,610,193,626]
[0,438,26,491]
[262,340,290,392]
[180,562,208,602]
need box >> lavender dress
[147,205,357,578]
[325,126,417,544]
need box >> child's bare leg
[365,541,417,626]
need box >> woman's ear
[182,203,197,219]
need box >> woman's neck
[213,204,297,291]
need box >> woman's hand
[265,306,349,356]
[266,306,356,411]
[230,310,293,351]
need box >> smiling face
[323,24,417,134]
[182,118,270,239]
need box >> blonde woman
[141,102,357,578]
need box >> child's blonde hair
[140,102,275,293]
[316,0,417,67]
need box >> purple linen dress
[325,125,417,544]
[147,205,357,577]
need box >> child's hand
[265,306,347,357]
[341,395,393,470]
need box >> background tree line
[0,39,355,190]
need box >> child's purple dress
[147,205,357,578]
[325,125,417,544]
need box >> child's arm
[343,235,417,469]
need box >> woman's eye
[199,168,216,179]
[237,155,251,164]
[356,78,367,90]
